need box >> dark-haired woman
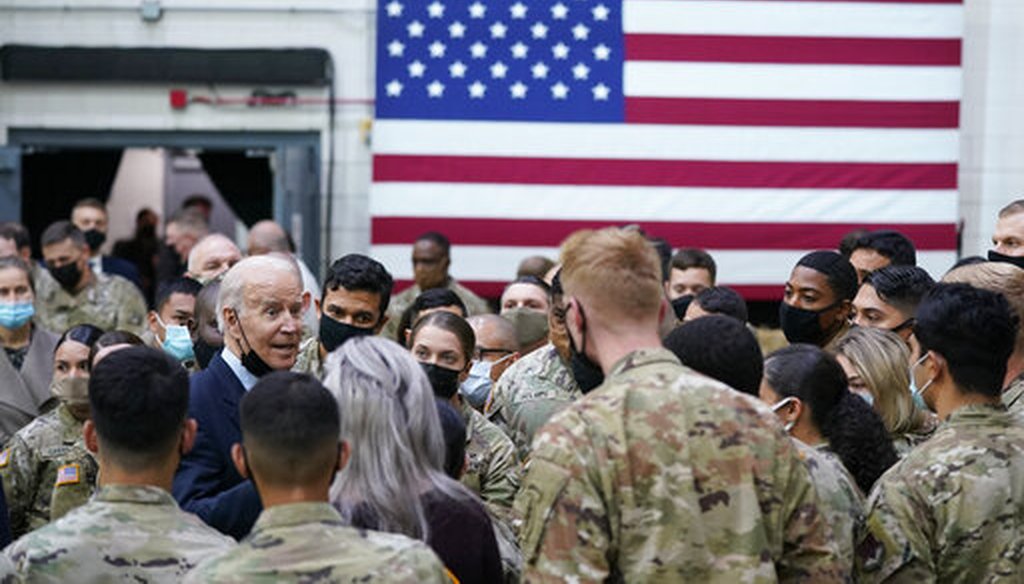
[761,344,898,572]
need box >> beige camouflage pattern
[5,484,235,583]
[461,402,520,513]
[183,502,449,583]
[491,511,523,584]
[485,343,582,462]
[36,271,147,335]
[856,403,1024,583]
[515,348,844,583]
[0,404,97,538]
[382,279,491,341]
[291,336,323,378]
[1003,372,1024,417]
[794,440,865,574]
[889,412,938,459]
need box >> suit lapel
[208,354,246,432]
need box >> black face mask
[320,314,374,353]
[779,302,838,346]
[670,294,694,320]
[568,302,605,393]
[83,229,106,251]
[234,310,274,378]
[421,362,462,399]
[193,337,220,369]
[988,250,1024,270]
[49,261,82,292]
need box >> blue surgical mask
[0,301,34,330]
[909,353,935,411]
[853,389,875,407]
[459,353,514,409]
[157,315,196,364]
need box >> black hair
[72,197,106,213]
[669,248,717,282]
[89,346,190,468]
[0,256,34,292]
[0,222,31,251]
[155,277,203,313]
[914,283,1018,397]
[89,330,145,367]
[240,371,341,485]
[396,288,468,344]
[56,324,105,355]
[948,255,986,272]
[549,269,563,300]
[648,237,673,283]
[410,310,476,364]
[863,265,935,317]
[435,398,467,479]
[322,254,395,316]
[853,230,917,266]
[796,250,859,302]
[664,315,763,396]
[693,286,748,322]
[41,220,86,249]
[416,231,451,256]
[838,228,871,258]
[504,275,551,297]
[764,344,897,493]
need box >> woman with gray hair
[322,336,502,584]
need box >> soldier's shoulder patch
[0,448,9,468]
[55,463,80,486]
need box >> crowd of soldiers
[0,196,1022,582]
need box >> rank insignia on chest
[55,463,80,486]
[0,449,9,468]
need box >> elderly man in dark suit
[172,254,308,539]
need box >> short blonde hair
[560,227,663,323]
[943,262,1024,355]
[833,327,915,435]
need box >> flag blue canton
[375,0,623,122]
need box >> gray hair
[187,233,239,274]
[322,336,472,540]
[216,255,300,332]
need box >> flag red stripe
[392,279,787,302]
[625,35,961,66]
[373,155,957,189]
[624,97,959,128]
[372,217,957,250]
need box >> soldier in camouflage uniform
[185,371,449,583]
[5,347,235,582]
[856,284,1024,582]
[36,221,147,335]
[793,441,864,572]
[516,228,844,582]
[461,400,520,516]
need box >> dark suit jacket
[100,255,143,292]
[172,352,261,540]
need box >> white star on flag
[551,3,568,20]
[510,81,527,99]
[592,4,609,21]
[408,60,426,77]
[510,2,527,19]
[385,79,403,97]
[449,61,467,78]
[470,42,488,58]
[511,42,529,59]
[551,81,569,99]
[469,81,487,98]
[429,41,447,58]
[592,83,610,101]
[531,22,548,39]
[468,1,486,18]
[490,61,508,78]
[572,23,590,41]
[593,44,611,61]
[552,42,570,60]
[427,1,445,18]
[427,80,445,97]
[572,62,590,79]
[531,62,549,79]
[490,22,508,39]
[407,20,425,38]
[449,21,466,38]
[385,1,403,18]
[387,40,405,58]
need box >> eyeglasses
[475,347,514,360]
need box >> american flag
[370,0,962,299]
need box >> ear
[924,350,945,381]
[83,420,99,455]
[222,306,239,336]
[788,398,805,425]
[231,443,249,479]
[403,328,411,348]
[373,314,390,335]
[180,419,198,456]
[657,296,670,324]
[836,299,853,323]
[314,297,323,319]
[337,441,351,472]
[147,311,161,336]
[302,290,311,314]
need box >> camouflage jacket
[856,403,1024,583]
[889,412,938,460]
[183,502,448,583]
[35,271,147,335]
[291,336,324,378]
[382,279,491,342]
[515,347,844,583]
[5,484,235,583]
[0,404,97,538]
[1003,372,1024,417]
[461,402,520,514]
[485,343,582,462]
[794,441,865,574]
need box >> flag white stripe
[373,120,958,163]
[624,62,961,102]
[624,1,963,39]
[372,245,958,284]
[370,184,959,223]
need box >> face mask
[772,396,797,433]
[988,250,1024,270]
[502,307,550,348]
[459,353,515,409]
[233,309,273,378]
[0,301,34,329]
[909,353,935,411]
[193,337,219,369]
[49,261,82,292]
[671,294,694,320]
[83,229,106,251]
[853,389,875,407]
[51,376,90,408]
[779,302,838,345]
[156,315,195,364]
[568,302,604,393]
[319,314,374,353]
[421,362,462,399]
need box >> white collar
[220,346,259,391]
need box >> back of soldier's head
[914,283,1018,397]
[943,261,1024,356]
[693,286,748,322]
[853,230,917,266]
[88,346,189,470]
[664,315,763,396]
[560,227,663,325]
[240,372,341,488]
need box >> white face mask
[459,353,515,409]
[772,397,797,433]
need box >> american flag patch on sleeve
[55,463,80,487]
